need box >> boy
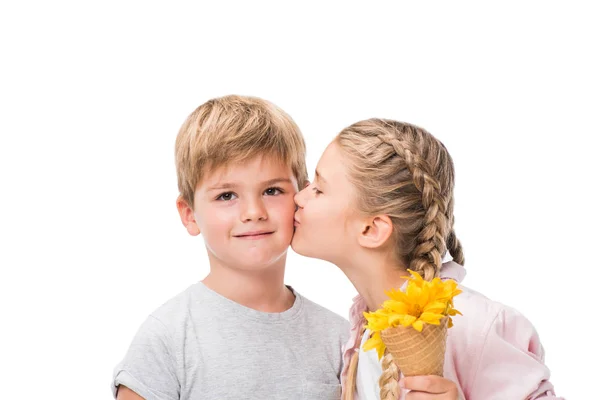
[112,95,349,400]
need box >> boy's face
[178,155,298,272]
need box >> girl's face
[291,141,362,264]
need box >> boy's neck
[339,251,409,312]
[202,258,295,313]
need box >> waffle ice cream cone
[380,317,448,376]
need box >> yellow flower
[446,304,463,328]
[388,313,416,328]
[361,269,463,357]
[363,331,386,360]
[407,269,426,286]
[363,309,392,332]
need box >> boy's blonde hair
[337,119,465,400]
[175,95,308,207]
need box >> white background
[1,1,597,399]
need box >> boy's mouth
[233,230,275,239]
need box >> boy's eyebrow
[315,170,327,184]
[263,178,293,186]
[207,178,293,191]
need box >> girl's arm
[468,306,563,399]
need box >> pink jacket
[340,261,564,399]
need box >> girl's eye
[216,192,237,201]
[312,187,323,195]
[264,187,283,196]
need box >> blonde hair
[337,119,465,399]
[175,95,308,207]
[378,352,400,399]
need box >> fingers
[400,376,458,399]
[405,391,449,400]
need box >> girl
[292,119,562,399]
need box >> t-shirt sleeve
[112,315,180,400]
[469,307,563,399]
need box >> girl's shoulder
[446,285,557,399]
[449,283,541,351]
[453,284,504,321]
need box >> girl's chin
[291,241,323,261]
[290,237,308,255]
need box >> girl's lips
[294,219,300,227]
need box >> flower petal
[412,320,424,332]
[419,312,444,324]
[423,300,446,314]
[363,331,386,360]
[397,314,417,327]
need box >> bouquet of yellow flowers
[362,270,462,376]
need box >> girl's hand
[400,375,459,399]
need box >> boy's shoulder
[144,283,350,342]
[144,282,208,333]
[294,289,350,332]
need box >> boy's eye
[264,187,283,196]
[216,192,237,201]
[312,186,323,195]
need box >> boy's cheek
[199,212,234,236]
[268,197,296,217]
[271,203,295,230]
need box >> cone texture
[380,319,448,376]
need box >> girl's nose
[294,185,309,209]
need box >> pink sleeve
[468,307,564,399]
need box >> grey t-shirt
[112,282,349,400]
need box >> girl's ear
[357,214,394,249]
[176,196,201,236]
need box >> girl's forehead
[317,143,349,182]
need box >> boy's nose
[241,198,267,222]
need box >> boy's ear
[357,214,394,250]
[176,196,201,236]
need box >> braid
[377,129,448,281]
[378,352,400,400]
[446,196,465,265]
[337,118,465,281]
